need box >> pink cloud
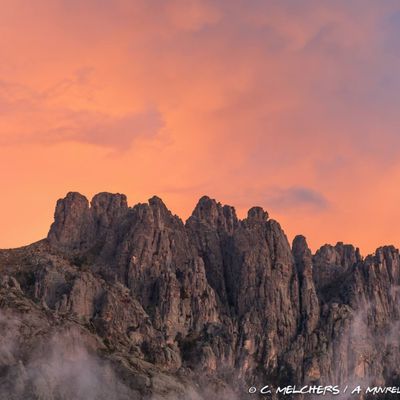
[1,1,400,251]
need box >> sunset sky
[1,0,400,253]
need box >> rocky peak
[367,246,400,285]
[48,192,129,252]
[292,235,319,334]
[90,192,128,231]
[47,192,91,251]
[314,242,360,269]
[246,206,268,223]
[334,241,362,267]
[53,192,90,223]
[148,195,166,209]
[91,192,128,214]
[190,196,219,223]
[314,244,340,265]
[186,196,239,235]
[292,235,311,267]
[147,195,178,230]
[312,242,361,292]
[188,196,238,234]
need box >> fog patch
[0,311,133,400]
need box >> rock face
[1,192,399,399]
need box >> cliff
[0,192,399,399]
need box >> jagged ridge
[0,192,399,399]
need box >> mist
[0,310,134,400]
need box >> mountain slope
[0,192,399,399]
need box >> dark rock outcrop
[0,192,399,399]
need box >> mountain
[0,192,399,399]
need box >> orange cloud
[1,1,400,253]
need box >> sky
[1,0,400,254]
